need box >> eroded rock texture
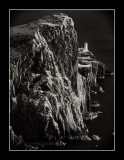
[10,13,105,147]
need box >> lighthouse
[83,42,89,52]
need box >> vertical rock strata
[10,13,105,146]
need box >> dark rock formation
[91,135,101,141]
[91,101,100,108]
[83,111,103,120]
[10,126,26,150]
[10,13,107,149]
[10,126,39,150]
[78,47,106,87]
[10,13,88,145]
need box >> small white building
[83,42,89,52]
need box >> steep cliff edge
[10,13,89,146]
[10,13,107,149]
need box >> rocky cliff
[10,13,106,149]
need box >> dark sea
[10,10,114,150]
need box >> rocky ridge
[10,13,107,149]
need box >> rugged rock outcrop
[10,13,89,145]
[78,47,106,87]
[10,13,107,149]
[10,126,39,150]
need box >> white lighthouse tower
[83,42,89,52]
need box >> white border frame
[9,9,115,151]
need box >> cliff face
[78,48,106,87]
[10,13,88,143]
[10,13,107,147]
